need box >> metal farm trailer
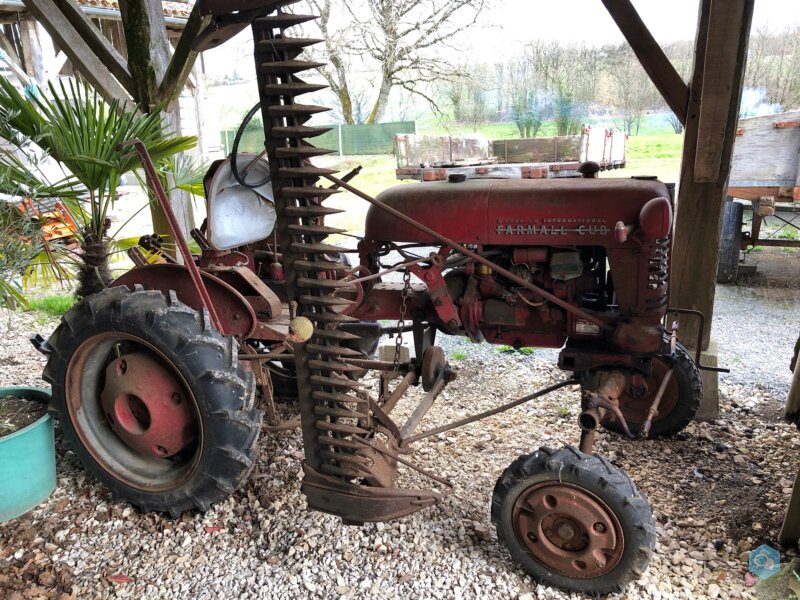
[395,126,627,182]
[717,111,800,282]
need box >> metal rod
[348,255,433,285]
[381,370,417,414]
[402,379,577,445]
[742,237,800,248]
[322,173,613,334]
[667,307,730,373]
[641,368,674,436]
[238,352,295,361]
[350,436,454,490]
[399,375,446,438]
[343,358,410,372]
[118,139,223,333]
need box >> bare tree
[659,40,694,132]
[302,0,485,124]
[745,25,800,110]
[518,41,599,135]
[445,65,490,129]
[601,44,657,135]
[664,112,683,134]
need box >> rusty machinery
[36,1,727,594]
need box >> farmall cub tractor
[38,2,715,595]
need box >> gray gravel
[1,274,798,599]
[713,285,799,399]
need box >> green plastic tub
[0,386,56,522]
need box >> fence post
[338,124,343,157]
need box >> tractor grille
[641,237,670,316]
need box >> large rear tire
[491,446,655,595]
[716,199,743,283]
[582,341,702,437]
[43,286,261,516]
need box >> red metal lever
[117,139,224,333]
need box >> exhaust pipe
[579,406,607,432]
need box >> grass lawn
[25,294,76,317]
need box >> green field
[416,113,679,140]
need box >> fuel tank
[365,178,672,247]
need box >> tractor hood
[365,178,672,247]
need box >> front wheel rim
[512,481,624,578]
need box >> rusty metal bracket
[666,307,730,373]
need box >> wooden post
[779,339,800,546]
[670,0,755,351]
[119,0,194,257]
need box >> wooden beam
[19,20,44,83]
[0,31,21,65]
[602,0,690,125]
[670,0,755,350]
[693,0,746,182]
[22,0,134,106]
[0,32,31,85]
[158,4,211,103]
[52,0,135,95]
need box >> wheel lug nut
[171,392,182,404]
[593,522,606,533]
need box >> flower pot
[0,386,55,522]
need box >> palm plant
[0,76,196,298]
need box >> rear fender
[113,264,257,338]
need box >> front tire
[43,286,261,516]
[491,446,655,595]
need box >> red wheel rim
[65,332,203,491]
[513,482,624,578]
[618,358,679,426]
[329,265,368,316]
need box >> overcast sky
[468,0,800,56]
[205,0,800,76]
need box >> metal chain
[392,269,412,374]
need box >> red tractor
[37,2,718,595]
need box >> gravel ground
[1,276,799,600]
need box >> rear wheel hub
[101,353,196,458]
